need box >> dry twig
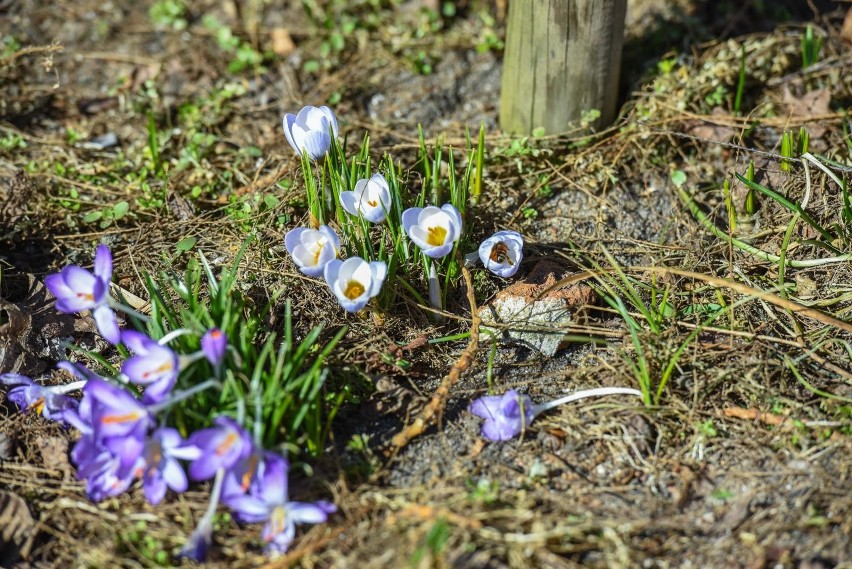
[387,262,481,452]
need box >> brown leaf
[782,86,831,118]
[271,28,295,57]
[842,7,852,44]
[686,107,738,142]
[0,490,34,566]
[35,435,71,479]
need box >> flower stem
[158,328,195,345]
[532,387,644,417]
[107,298,151,322]
[148,378,220,414]
[51,380,88,395]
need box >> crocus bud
[201,328,227,367]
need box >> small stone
[478,261,596,356]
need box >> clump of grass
[136,239,347,453]
[297,122,486,312]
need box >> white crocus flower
[401,204,463,259]
[284,225,341,278]
[282,106,339,161]
[478,230,524,277]
[324,257,386,313]
[340,173,392,223]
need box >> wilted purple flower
[44,244,120,344]
[136,427,202,505]
[187,416,253,481]
[121,330,179,404]
[340,173,392,223]
[282,105,339,161]
[226,455,336,555]
[478,230,524,278]
[284,225,340,278]
[468,389,534,442]
[0,373,78,423]
[200,328,227,368]
[401,204,463,259]
[469,387,645,442]
[179,516,213,562]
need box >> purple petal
[121,330,155,353]
[0,373,33,387]
[227,495,270,523]
[468,394,504,420]
[289,501,335,524]
[200,328,227,367]
[93,245,113,283]
[162,457,188,493]
[143,472,168,505]
[93,305,120,344]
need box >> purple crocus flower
[121,330,179,404]
[84,378,151,471]
[44,244,120,344]
[187,416,253,481]
[74,437,137,501]
[226,455,336,554]
[0,373,78,423]
[468,389,535,442]
[222,450,288,505]
[469,387,645,442]
[200,328,227,368]
[136,427,202,505]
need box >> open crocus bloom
[478,230,524,278]
[44,244,120,344]
[402,204,463,259]
[0,373,78,423]
[340,173,392,223]
[187,416,253,481]
[282,105,339,160]
[121,330,180,404]
[226,453,337,555]
[285,225,340,278]
[137,427,201,505]
[324,257,386,313]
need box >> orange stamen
[102,412,141,424]
[215,432,238,456]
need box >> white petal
[339,191,359,216]
[285,227,310,255]
[282,114,299,155]
[318,106,339,138]
[368,262,387,297]
[401,207,422,234]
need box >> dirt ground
[1,0,851,567]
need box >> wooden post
[499,0,627,135]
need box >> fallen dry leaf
[842,7,852,44]
[781,85,830,138]
[0,490,34,566]
[271,27,295,56]
[686,107,739,142]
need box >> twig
[388,261,481,451]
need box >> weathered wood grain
[500,0,627,134]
